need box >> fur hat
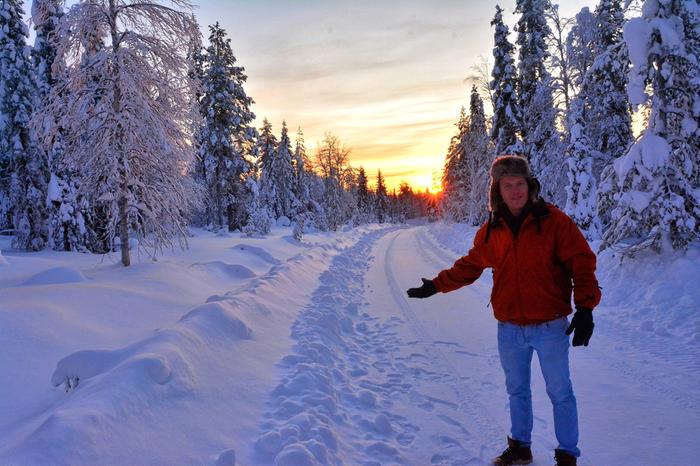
[488,155,541,212]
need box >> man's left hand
[566,307,594,346]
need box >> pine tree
[40,0,202,266]
[490,5,521,156]
[602,0,700,254]
[515,0,565,206]
[375,169,389,223]
[197,22,255,231]
[1,0,48,250]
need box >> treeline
[440,0,699,256]
[0,1,430,266]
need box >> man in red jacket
[407,155,600,466]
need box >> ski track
[383,231,502,464]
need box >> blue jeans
[497,317,580,457]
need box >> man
[407,155,600,466]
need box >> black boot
[554,449,577,466]
[493,437,533,465]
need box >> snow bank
[21,267,87,286]
[190,261,256,279]
[0,225,391,465]
[597,246,700,347]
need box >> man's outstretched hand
[566,307,594,346]
[407,278,437,299]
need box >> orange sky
[195,0,596,192]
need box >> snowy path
[253,225,698,465]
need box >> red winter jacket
[432,202,601,325]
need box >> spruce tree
[375,169,389,224]
[356,166,371,223]
[32,0,90,251]
[587,0,632,168]
[565,97,599,239]
[464,86,493,224]
[515,0,565,206]
[440,107,469,221]
[602,0,700,254]
[257,118,278,219]
[271,121,297,220]
[490,5,521,156]
[1,0,48,250]
[197,22,255,231]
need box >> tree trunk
[109,0,130,266]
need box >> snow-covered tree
[268,121,296,220]
[31,0,90,251]
[314,133,349,230]
[375,169,389,223]
[257,118,278,218]
[586,0,633,167]
[292,127,311,209]
[601,0,700,254]
[242,177,272,236]
[515,0,565,206]
[440,107,469,221]
[565,98,600,239]
[545,3,575,119]
[1,0,48,250]
[355,166,372,223]
[39,0,202,266]
[490,5,521,156]
[463,86,493,224]
[566,7,598,98]
[196,22,255,231]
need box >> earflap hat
[488,155,541,213]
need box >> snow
[623,18,650,106]
[613,132,671,182]
[0,224,698,465]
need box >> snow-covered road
[1,224,697,465]
[253,225,697,465]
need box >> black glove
[566,307,594,347]
[407,278,437,299]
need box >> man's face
[499,175,529,213]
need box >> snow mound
[215,449,237,466]
[51,350,172,389]
[191,261,256,279]
[179,301,253,341]
[232,244,281,265]
[22,267,87,286]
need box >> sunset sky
[193,0,596,192]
